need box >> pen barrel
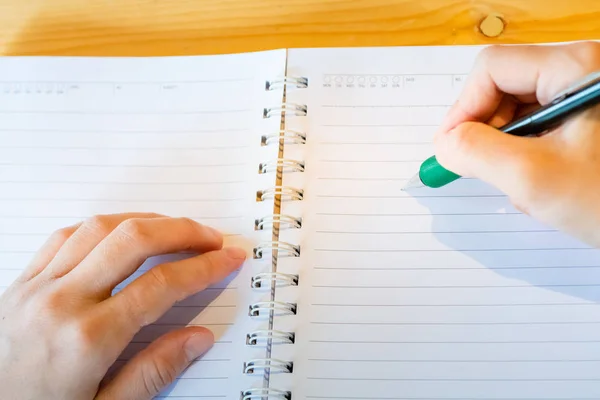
[419,156,461,188]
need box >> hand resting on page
[0,213,246,400]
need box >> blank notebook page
[0,50,286,399]
[274,46,600,399]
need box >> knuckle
[141,356,177,395]
[569,41,600,65]
[200,253,220,278]
[49,226,75,243]
[476,45,500,66]
[449,122,478,154]
[118,218,151,245]
[64,318,99,354]
[83,214,114,237]
[180,216,200,231]
[117,290,145,327]
[147,267,171,291]
[115,267,173,328]
[556,41,600,79]
[40,286,67,312]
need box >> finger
[105,247,245,341]
[438,41,600,134]
[95,327,213,400]
[434,120,543,194]
[485,95,518,128]
[64,217,225,298]
[39,213,166,280]
[18,222,81,282]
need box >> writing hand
[434,41,600,246]
[0,213,246,400]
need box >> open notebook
[2,44,600,399]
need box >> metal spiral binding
[255,214,302,230]
[261,129,306,146]
[248,301,297,317]
[243,358,294,374]
[265,76,309,91]
[242,74,307,400]
[253,241,300,259]
[259,158,305,174]
[257,186,303,202]
[246,329,295,346]
[263,103,307,119]
[251,272,299,289]
[241,388,291,400]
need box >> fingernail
[184,331,214,360]
[223,246,247,260]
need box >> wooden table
[0,0,599,56]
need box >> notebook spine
[243,74,308,399]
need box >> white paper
[0,50,287,399]
[272,45,600,399]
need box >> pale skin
[1,42,600,399]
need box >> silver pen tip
[402,174,426,191]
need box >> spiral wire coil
[245,75,307,399]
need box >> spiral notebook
[2,44,600,400]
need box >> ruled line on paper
[313,248,589,253]
[0,128,249,133]
[0,180,247,185]
[305,397,587,400]
[0,198,246,202]
[0,145,252,150]
[311,284,600,289]
[314,195,509,199]
[310,322,600,326]
[317,141,430,145]
[308,340,600,344]
[314,230,556,234]
[0,78,252,84]
[322,73,463,77]
[0,109,252,115]
[317,160,423,163]
[0,233,244,237]
[320,105,451,108]
[306,377,600,382]
[0,215,246,219]
[316,177,406,181]
[321,124,439,127]
[0,163,249,167]
[315,212,523,216]
[315,177,479,181]
[310,303,598,307]
[313,265,600,271]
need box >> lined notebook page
[273,46,600,399]
[0,50,286,399]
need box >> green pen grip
[419,156,461,188]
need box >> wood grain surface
[0,0,599,56]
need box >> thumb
[95,327,214,400]
[433,120,535,193]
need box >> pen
[402,70,600,190]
